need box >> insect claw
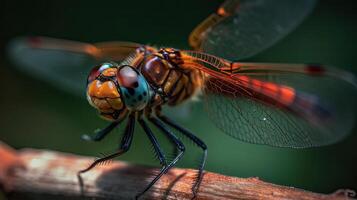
[81,134,93,141]
[93,128,102,133]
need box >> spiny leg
[155,107,207,198]
[146,108,179,163]
[78,114,135,175]
[138,115,167,167]
[135,113,185,199]
[81,120,122,141]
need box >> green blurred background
[0,0,357,199]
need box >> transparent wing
[7,36,142,96]
[181,51,357,148]
[189,0,317,60]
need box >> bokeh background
[0,0,357,199]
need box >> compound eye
[116,65,150,111]
[116,65,139,88]
[87,62,116,83]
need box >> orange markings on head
[88,80,120,99]
[279,86,296,106]
[91,98,113,110]
[107,98,124,110]
[100,109,128,121]
[101,68,117,77]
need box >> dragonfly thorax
[139,52,201,107]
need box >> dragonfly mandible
[7,0,357,199]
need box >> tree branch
[0,142,355,200]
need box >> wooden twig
[0,142,355,200]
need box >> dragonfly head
[86,62,151,120]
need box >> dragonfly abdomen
[235,76,296,107]
[208,74,332,121]
[211,75,333,127]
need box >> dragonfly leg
[155,107,207,198]
[135,113,185,200]
[81,120,121,141]
[138,114,167,167]
[78,114,135,175]
[147,115,185,163]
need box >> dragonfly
[7,0,357,199]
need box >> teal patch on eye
[117,65,151,111]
